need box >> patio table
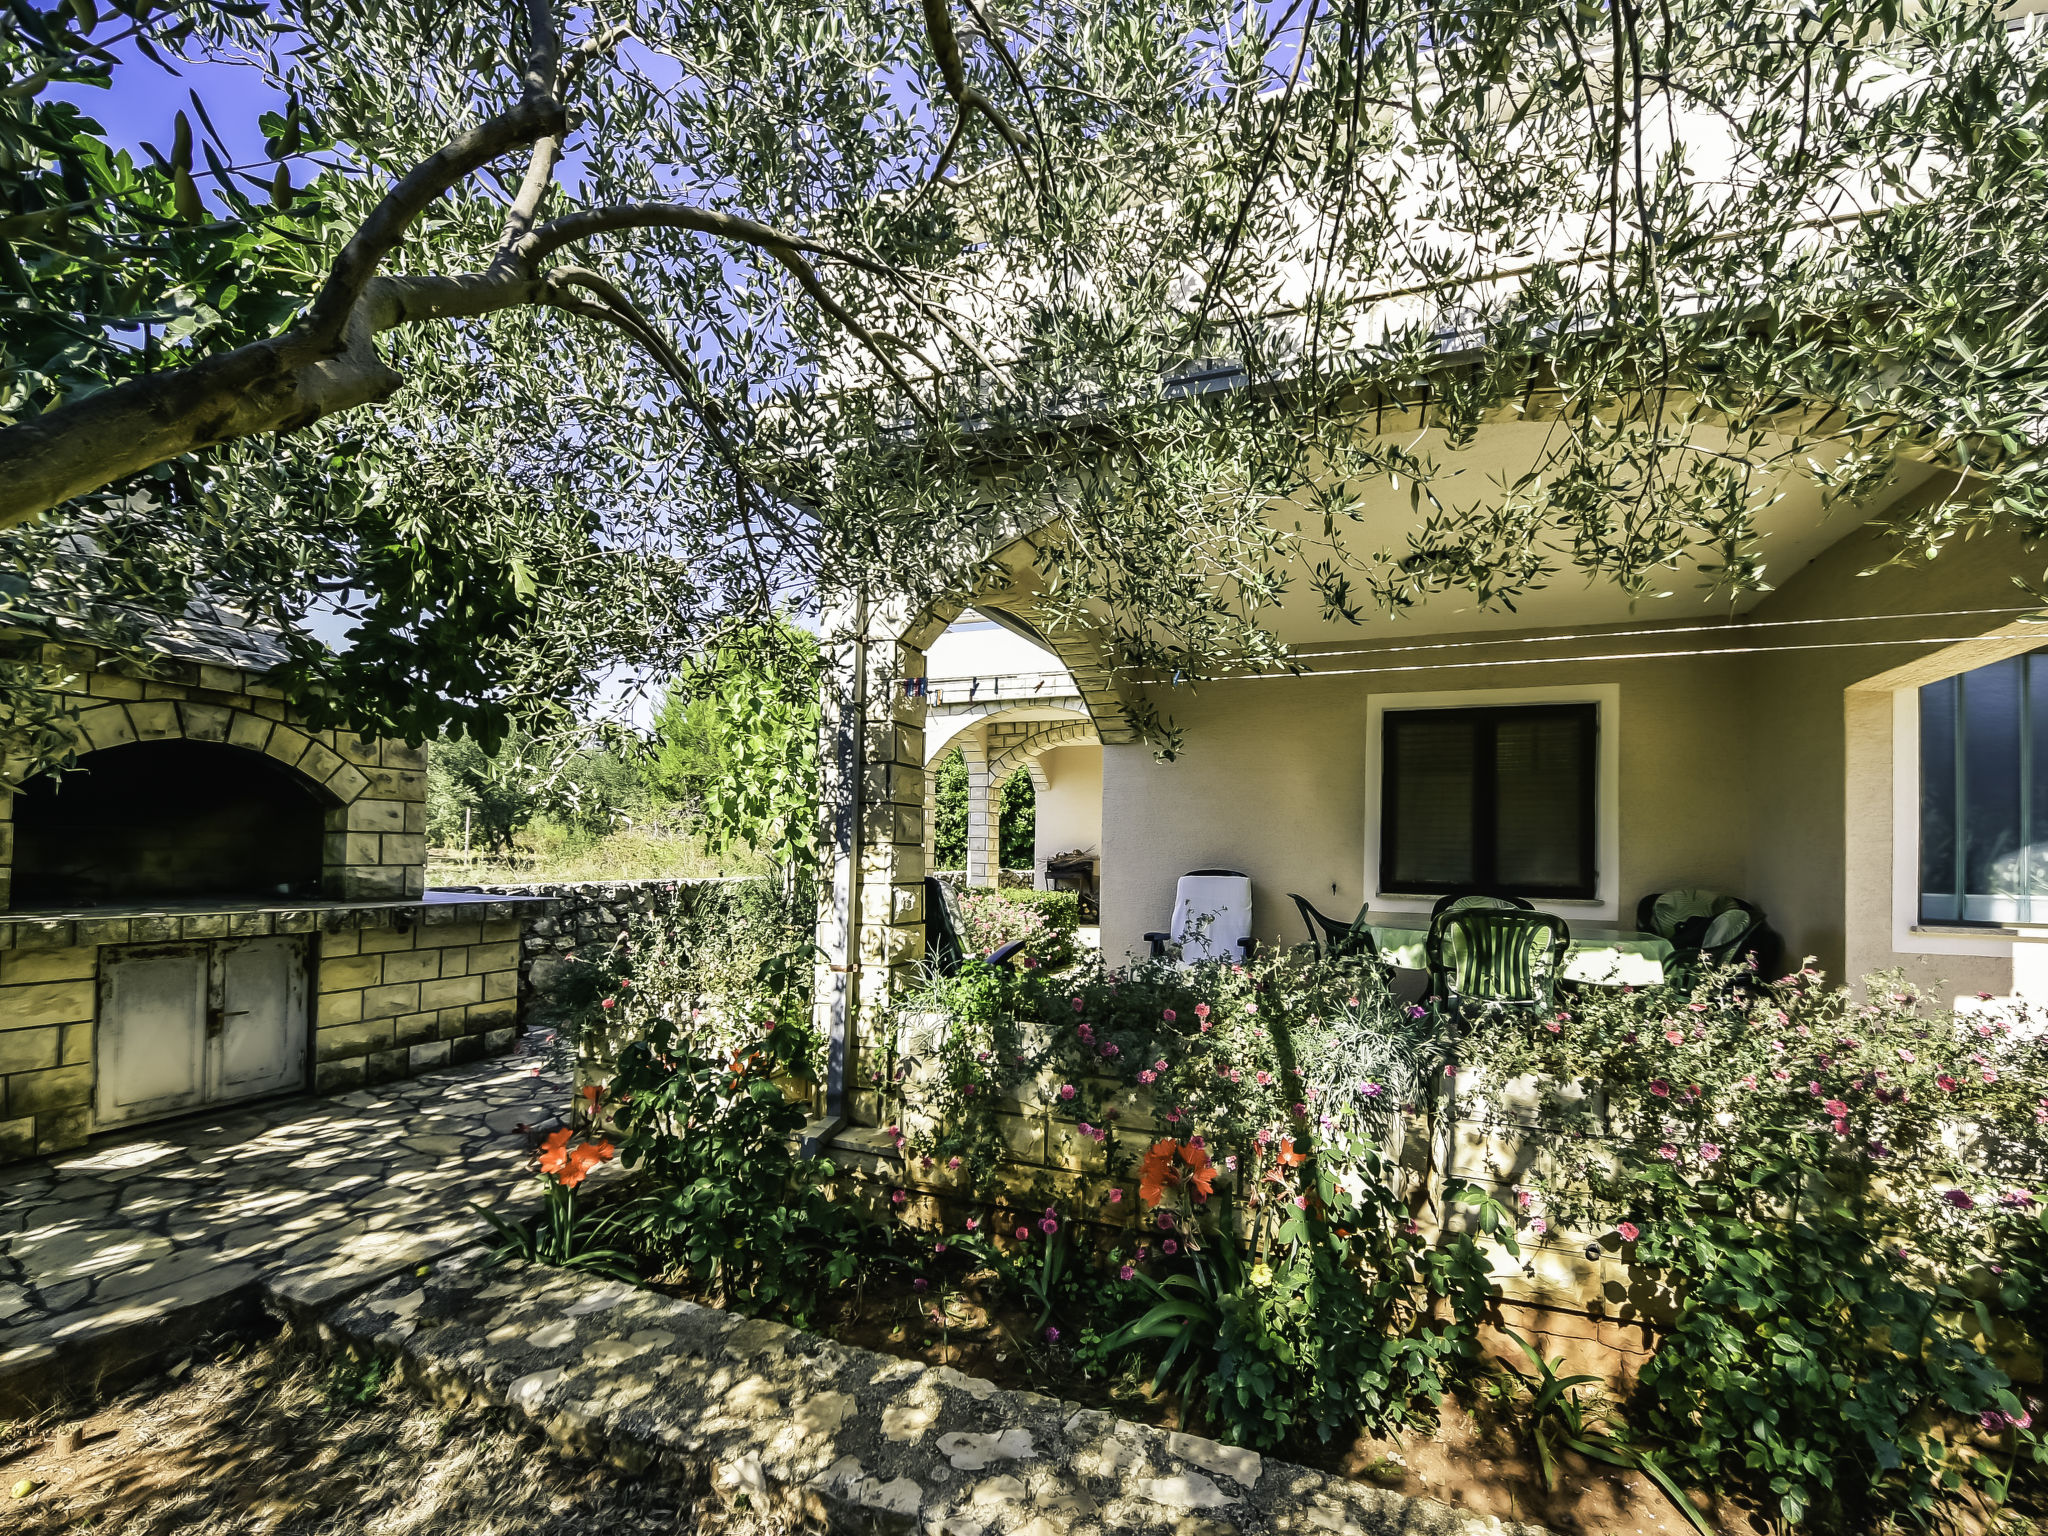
[1362,912,1675,987]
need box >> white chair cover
[1169,874,1252,964]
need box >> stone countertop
[0,892,558,949]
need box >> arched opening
[14,740,329,908]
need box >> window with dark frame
[1919,649,2048,926]
[1380,703,1599,900]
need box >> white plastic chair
[1144,869,1254,964]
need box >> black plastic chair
[1289,894,1395,985]
[923,876,1025,976]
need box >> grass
[427,818,767,886]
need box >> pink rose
[1617,1221,1640,1242]
[1658,1144,1679,1161]
[1650,1079,1671,1098]
[1699,1143,1721,1162]
[1194,1003,1210,1019]
[1058,1083,1076,1101]
[1162,1009,1177,1023]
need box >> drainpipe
[803,588,866,1158]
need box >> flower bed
[508,933,2048,1534]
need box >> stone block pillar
[961,728,996,888]
[815,595,953,1126]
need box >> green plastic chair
[1426,907,1570,1019]
[1635,889,1767,983]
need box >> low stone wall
[435,877,750,1008]
[304,1245,1551,1536]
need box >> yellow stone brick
[266,726,311,766]
[421,923,482,950]
[319,954,383,992]
[128,700,178,740]
[179,702,231,743]
[337,733,383,766]
[298,741,344,783]
[7,1063,91,1114]
[481,969,519,1002]
[74,705,135,753]
[0,948,96,985]
[346,799,407,833]
[381,949,441,985]
[379,833,425,866]
[316,1019,394,1062]
[58,1022,91,1065]
[362,982,421,1019]
[227,710,273,753]
[318,989,364,1027]
[0,1025,61,1075]
[320,929,360,958]
[465,941,520,975]
[326,763,370,801]
[86,672,144,701]
[358,925,415,954]
[0,979,94,1026]
[481,919,521,944]
[419,975,481,1011]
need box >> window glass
[1920,650,2048,925]
[1382,703,1596,899]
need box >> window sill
[1911,923,2022,939]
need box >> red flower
[536,1127,573,1175]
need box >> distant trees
[929,746,1035,871]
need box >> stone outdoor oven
[0,601,550,1164]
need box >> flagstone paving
[0,1049,572,1410]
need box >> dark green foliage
[607,1013,865,1321]
[930,746,1035,870]
[1628,1150,2023,1531]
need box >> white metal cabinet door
[212,936,307,1102]
[95,944,209,1128]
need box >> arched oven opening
[13,740,328,908]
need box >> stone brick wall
[4,640,428,905]
[312,905,529,1092]
[0,943,97,1159]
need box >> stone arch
[811,518,1136,1126]
[987,718,1100,785]
[31,699,417,903]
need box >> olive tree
[2,0,2045,760]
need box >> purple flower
[1058,1083,1076,1101]
[913,1277,929,1291]
[1118,1263,1136,1281]
[1163,1239,1179,1255]
[1944,1189,1977,1211]
[1040,1216,1059,1235]
[1044,1325,1060,1343]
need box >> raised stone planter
[294,1247,1552,1536]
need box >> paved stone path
[0,1050,571,1410]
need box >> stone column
[961,727,996,887]
[814,596,951,1127]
